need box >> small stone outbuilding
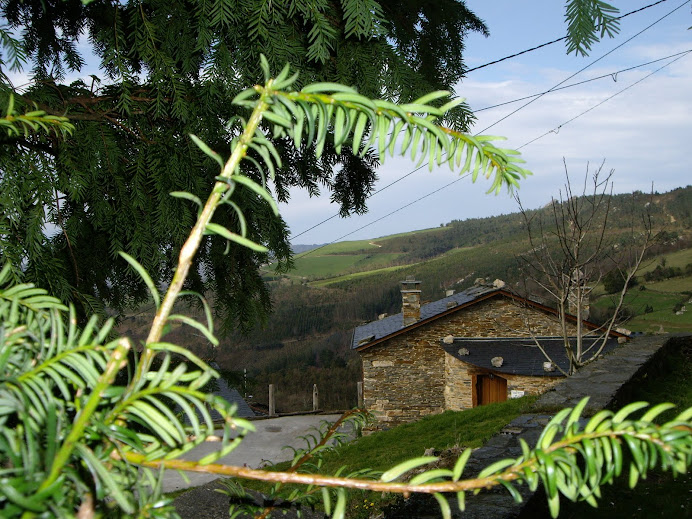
[352,279,624,428]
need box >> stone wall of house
[444,355,562,410]
[441,298,572,410]
[444,354,475,410]
[362,333,445,428]
[437,298,577,338]
[362,297,577,428]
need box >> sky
[283,0,692,245]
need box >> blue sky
[283,0,692,245]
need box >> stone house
[351,279,625,428]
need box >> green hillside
[120,186,692,412]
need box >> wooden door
[476,374,507,406]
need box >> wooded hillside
[118,186,692,411]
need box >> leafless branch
[515,161,656,374]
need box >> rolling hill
[119,186,692,412]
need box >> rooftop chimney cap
[401,278,422,326]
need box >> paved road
[163,414,346,493]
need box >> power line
[465,0,672,74]
[517,50,691,150]
[296,173,471,259]
[474,50,692,113]
[293,48,691,241]
[476,0,690,134]
[290,162,429,240]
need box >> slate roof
[352,284,626,351]
[183,363,255,424]
[444,337,621,377]
[213,378,256,418]
[351,285,502,350]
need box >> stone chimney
[401,277,421,327]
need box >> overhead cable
[476,0,690,134]
[475,49,692,113]
[290,0,689,244]
[517,50,691,150]
[295,173,471,259]
[290,162,430,240]
[465,0,671,74]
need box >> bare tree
[516,161,656,375]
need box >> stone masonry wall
[442,298,572,410]
[438,298,577,338]
[362,334,445,427]
[363,297,577,428]
[445,355,562,410]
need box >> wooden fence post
[268,384,275,416]
[312,384,319,412]
[357,381,363,408]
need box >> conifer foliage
[0,0,488,330]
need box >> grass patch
[592,288,692,333]
[283,252,410,281]
[637,248,692,274]
[233,396,537,516]
[319,395,537,475]
[290,254,367,279]
[311,263,414,287]
[645,276,692,292]
[370,226,449,241]
[301,240,379,255]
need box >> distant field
[370,226,448,241]
[637,248,692,274]
[278,252,405,280]
[291,227,449,256]
[311,263,414,287]
[289,254,367,278]
[627,248,692,332]
[299,239,380,255]
[593,286,692,333]
[626,296,692,333]
[644,276,692,292]
[272,226,466,282]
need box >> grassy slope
[319,396,537,474]
[637,248,692,273]
[288,252,406,280]
[311,262,414,287]
[239,396,538,516]
[593,287,691,333]
[289,254,368,278]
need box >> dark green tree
[602,268,627,294]
[0,0,488,330]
